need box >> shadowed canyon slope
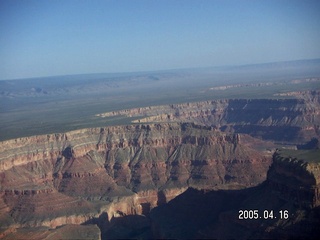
[149,149,320,240]
[97,90,320,143]
[0,123,271,238]
[1,61,320,142]
[1,90,320,239]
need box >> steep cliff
[267,149,320,208]
[2,88,319,239]
[0,122,271,238]
[148,149,320,240]
[97,90,320,143]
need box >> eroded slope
[149,149,320,239]
[0,123,271,238]
[97,90,320,142]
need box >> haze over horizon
[1,0,320,80]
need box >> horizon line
[1,57,320,82]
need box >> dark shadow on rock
[140,202,151,216]
[268,206,320,240]
[104,215,152,240]
[149,183,319,239]
[150,187,252,239]
[297,138,319,150]
[231,125,301,142]
[62,146,73,159]
[82,212,110,240]
[80,182,319,239]
[82,212,152,240]
[157,191,167,206]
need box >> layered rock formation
[1,224,101,240]
[268,149,320,208]
[1,88,319,238]
[0,122,271,239]
[148,149,320,239]
[97,90,320,142]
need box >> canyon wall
[148,148,320,239]
[0,122,270,238]
[97,90,320,142]
[267,149,320,208]
[1,90,319,238]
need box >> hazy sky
[1,0,320,80]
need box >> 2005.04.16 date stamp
[238,210,289,220]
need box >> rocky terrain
[97,90,320,143]
[2,59,320,142]
[1,90,319,239]
[0,122,272,239]
[149,148,320,240]
[211,77,320,90]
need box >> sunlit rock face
[0,122,271,238]
[0,224,101,240]
[149,149,320,240]
[98,91,320,143]
[0,123,270,193]
[1,89,319,239]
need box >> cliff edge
[0,122,270,238]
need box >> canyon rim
[1,89,320,239]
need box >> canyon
[148,148,320,239]
[97,90,320,143]
[0,90,320,239]
[0,123,271,237]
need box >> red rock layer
[97,91,320,142]
[0,122,271,237]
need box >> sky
[0,0,320,80]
